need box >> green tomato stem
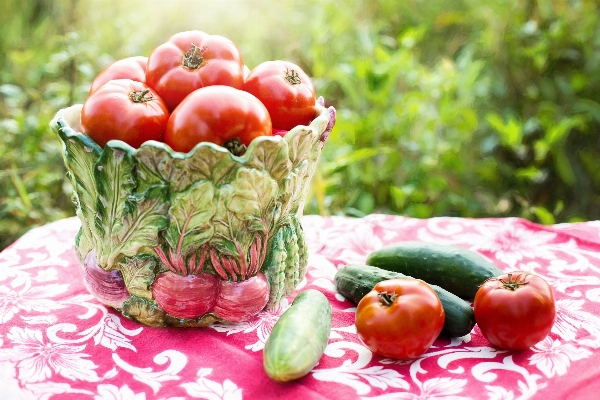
[183,42,204,70]
[499,273,529,291]
[284,68,302,85]
[377,291,397,307]
[129,89,153,103]
[223,137,247,156]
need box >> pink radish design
[213,273,270,322]
[153,233,270,322]
[153,245,220,319]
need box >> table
[2,214,600,399]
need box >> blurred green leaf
[573,99,600,123]
[485,114,523,148]
[532,206,555,225]
[547,117,579,145]
[553,148,577,186]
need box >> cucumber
[334,264,475,338]
[263,289,332,382]
[366,241,503,299]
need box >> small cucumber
[334,264,475,338]
[263,289,332,382]
[366,241,503,299]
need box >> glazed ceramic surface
[50,100,335,327]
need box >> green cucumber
[366,241,503,299]
[263,289,332,382]
[334,264,475,338]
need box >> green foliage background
[2,0,600,251]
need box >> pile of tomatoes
[81,30,317,154]
[355,272,556,360]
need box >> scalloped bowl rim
[51,101,330,162]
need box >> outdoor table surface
[2,214,600,399]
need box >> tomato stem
[129,89,153,103]
[223,137,247,156]
[377,292,397,307]
[499,273,529,291]
[284,68,302,85]
[183,43,205,70]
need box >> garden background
[1,0,599,251]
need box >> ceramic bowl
[50,99,335,327]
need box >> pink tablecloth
[2,215,600,399]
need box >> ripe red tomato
[243,60,316,130]
[89,56,148,95]
[80,79,169,148]
[355,278,445,360]
[146,30,245,111]
[473,271,556,350]
[165,85,272,154]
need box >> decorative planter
[50,99,335,327]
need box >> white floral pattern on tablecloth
[1,215,600,399]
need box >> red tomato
[89,56,148,95]
[355,278,445,360]
[243,60,316,130]
[165,85,272,154]
[80,79,169,148]
[146,30,245,111]
[474,271,556,350]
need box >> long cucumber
[335,264,476,338]
[366,241,503,299]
